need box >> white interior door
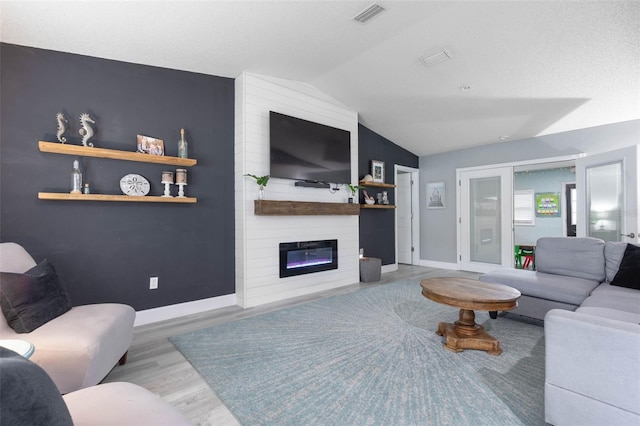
[397,172,412,264]
[458,166,513,272]
[576,145,639,243]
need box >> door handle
[620,233,636,239]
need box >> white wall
[235,73,360,308]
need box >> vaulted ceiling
[1,1,638,156]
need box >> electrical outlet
[149,277,158,290]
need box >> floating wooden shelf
[359,181,395,208]
[254,200,360,216]
[359,181,396,188]
[38,141,197,167]
[360,204,396,209]
[38,193,197,203]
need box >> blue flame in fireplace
[287,247,333,269]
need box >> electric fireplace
[279,239,338,278]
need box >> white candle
[175,169,187,184]
[161,171,174,184]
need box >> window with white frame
[514,189,535,225]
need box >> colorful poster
[535,192,560,217]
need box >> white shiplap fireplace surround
[235,73,360,308]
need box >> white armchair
[0,242,135,394]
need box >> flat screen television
[269,111,351,184]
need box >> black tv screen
[269,111,351,184]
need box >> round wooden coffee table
[420,277,520,355]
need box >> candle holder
[176,183,187,198]
[175,169,187,198]
[161,171,174,197]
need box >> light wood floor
[103,265,480,425]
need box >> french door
[576,145,639,243]
[458,167,513,272]
[456,146,637,273]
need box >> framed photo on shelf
[371,160,385,183]
[137,134,165,156]
[426,181,445,209]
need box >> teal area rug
[170,281,545,425]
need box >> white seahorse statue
[56,112,68,143]
[78,113,95,147]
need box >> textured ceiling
[1,1,639,156]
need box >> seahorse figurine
[56,112,68,143]
[78,113,95,147]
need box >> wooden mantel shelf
[254,200,360,216]
[39,193,197,203]
[38,141,197,167]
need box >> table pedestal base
[435,309,502,356]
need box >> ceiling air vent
[352,3,386,24]
[419,48,453,68]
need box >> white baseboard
[416,259,460,270]
[134,294,237,326]
[134,259,460,326]
[381,263,398,274]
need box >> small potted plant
[346,184,364,204]
[245,174,270,199]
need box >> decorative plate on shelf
[120,174,150,196]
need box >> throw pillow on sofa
[0,347,73,425]
[0,259,72,333]
[610,244,640,290]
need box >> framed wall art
[371,160,385,183]
[426,181,445,209]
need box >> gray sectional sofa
[480,237,640,425]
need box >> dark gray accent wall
[358,124,418,265]
[0,43,235,310]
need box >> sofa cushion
[610,243,640,290]
[0,259,72,333]
[580,294,640,315]
[576,306,640,324]
[535,237,605,282]
[0,347,73,425]
[479,269,600,306]
[591,282,640,300]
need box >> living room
[1,1,639,425]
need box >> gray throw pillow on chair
[0,259,72,333]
